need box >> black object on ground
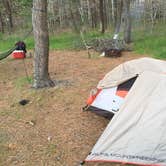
[19,99,30,106]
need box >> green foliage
[0,29,113,51]
[0,25,165,59]
[14,76,33,88]
[50,30,113,50]
[45,144,57,156]
[0,32,3,39]
[25,37,34,50]
[17,0,32,7]
[13,0,32,16]
[0,32,34,52]
[49,32,78,50]
[0,37,17,52]
[133,24,166,59]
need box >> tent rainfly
[83,57,166,166]
[84,57,166,119]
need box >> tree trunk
[32,0,54,88]
[69,1,80,33]
[91,0,98,29]
[87,0,91,25]
[114,0,123,35]
[0,12,4,33]
[123,0,132,43]
[2,0,13,31]
[103,0,107,30]
[111,0,115,24]
[99,0,105,33]
[59,0,63,28]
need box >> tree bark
[103,0,107,29]
[114,0,123,34]
[123,0,132,43]
[69,1,80,33]
[32,0,54,88]
[111,0,115,24]
[87,0,91,25]
[0,12,4,33]
[91,1,98,29]
[2,0,13,31]
[99,0,105,33]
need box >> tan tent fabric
[97,57,166,89]
[86,71,166,165]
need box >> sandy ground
[0,50,145,166]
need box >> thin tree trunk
[106,0,111,27]
[91,0,97,28]
[87,0,91,25]
[59,0,63,28]
[0,12,4,33]
[94,0,98,28]
[103,0,107,29]
[124,0,132,43]
[69,1,80,33]
[32,0,54,88]
[2,0,13,31]
[150,0,157,33]
[111,0,115,24]
[99,0,105,33]
[114,0,123,35]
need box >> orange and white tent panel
[90,87,124,114]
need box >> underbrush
[0,24,165,59]
[133,24,166,59]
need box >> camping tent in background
[84,57,166,119]
[85,71,166,166]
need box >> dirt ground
[0,50,145,166]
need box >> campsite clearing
[0,50,144,166]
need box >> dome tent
[85,71,166,165]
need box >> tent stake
[79,161,85,165]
